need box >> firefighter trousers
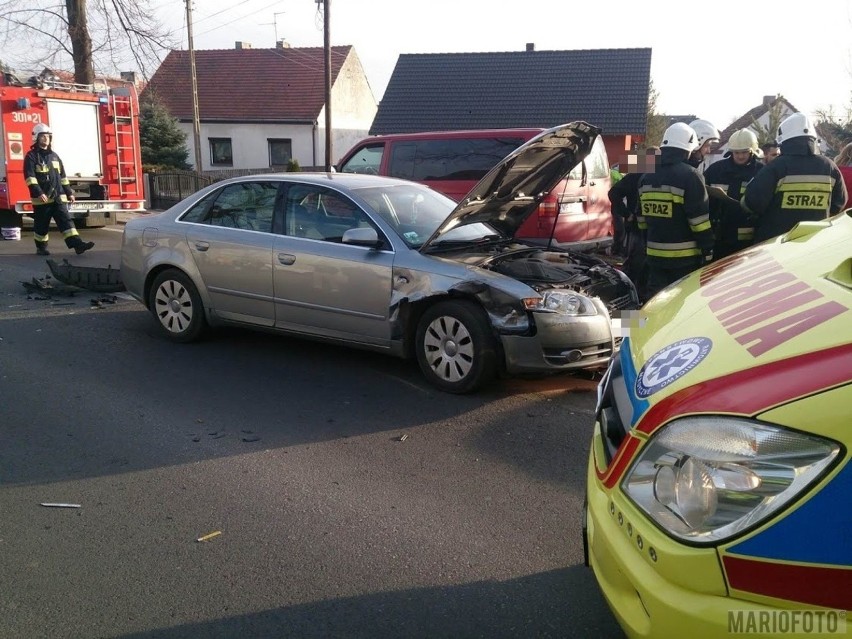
[32,201,84,248]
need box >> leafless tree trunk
[66,0,93,84]
[0,0,175,83]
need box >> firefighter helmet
[661,122,700,153]
[32,123,53,141]
[777,112,817,144]
[689,119,721,146]
[728,128,759,154]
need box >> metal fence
[147,167,327,210]
[148,172,215,210]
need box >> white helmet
[689,119,720,146]
[32,123,52,141]
[777,112,817,144]
[728,128,759,154]
[661,122,700,153]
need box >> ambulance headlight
[622,417,839,544]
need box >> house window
[209,138,233,166]
[269,138,292,168]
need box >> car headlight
[528,290,598,316]
[622,417,839,544]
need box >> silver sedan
[121,122,638,393]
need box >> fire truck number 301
[11,112,42,124]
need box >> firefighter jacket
[638,147,713,269]
[743,137,847,242]
[23,145,74,205]
[703,154,764,249]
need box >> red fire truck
[0,72,145,229]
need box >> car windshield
[352,183,498,248]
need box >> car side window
[193,182,278,232]
[339,143,384,175]
[180,191,218,223]
[283,185,375,242]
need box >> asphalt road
[0,225,624,639]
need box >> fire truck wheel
[149,269,208,343]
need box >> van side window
[567,137,609,180]
[389,138,526,182]
[339,143,384,175]
[586,137,610,179]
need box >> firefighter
[688,119,721,170]
[638,122,713,299]
[703,128,764,260]
[23,123,94,256]
[743,112,847,243]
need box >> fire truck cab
[0,71,145,229]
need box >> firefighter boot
[35,241,50,256]
[69,236,95,255]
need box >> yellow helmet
[728,129,759,154]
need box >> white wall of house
[178,121,318,172]
[180,49,377,172]
[316,49,378,166]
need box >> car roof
[347,128,545,143]
[212,172,420,190]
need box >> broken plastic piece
[40,502,81,508]
[196,530,222,542]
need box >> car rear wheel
[149,269,207,343]
[415,300,497,394]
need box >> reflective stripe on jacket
[742,137,847,243]
[638,147,713,268]
[23,146,73,205]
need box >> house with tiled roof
[142,42,376,171]
[370,46,652,165]
[704,95,799,166]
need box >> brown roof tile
[142,46,352,122]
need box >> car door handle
[278,253,296,265]
[194,241,210,251]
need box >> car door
[182,180,280,326]
[272,183,395,345]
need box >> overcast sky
[12,0,852,129]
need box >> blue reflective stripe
[619,337,649,425]
[728,461,852,566]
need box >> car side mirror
[342,226,382,248]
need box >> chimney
[763,95,776,107]
[276,40,291,50]
[235,41,252,50]
[526,43,535,52]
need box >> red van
[337,128,613,251]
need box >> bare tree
[0,0,176,83]
[643,79,668,148]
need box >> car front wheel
[149,269,207,343]
[415,300,497,394]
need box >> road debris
[241,435,261,443]
[196,530,222,543]
[40,502,81,508]
[396,434,409,442]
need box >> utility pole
[323,0,332,171]
[186,0,203,175]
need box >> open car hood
[419,121,600,251]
